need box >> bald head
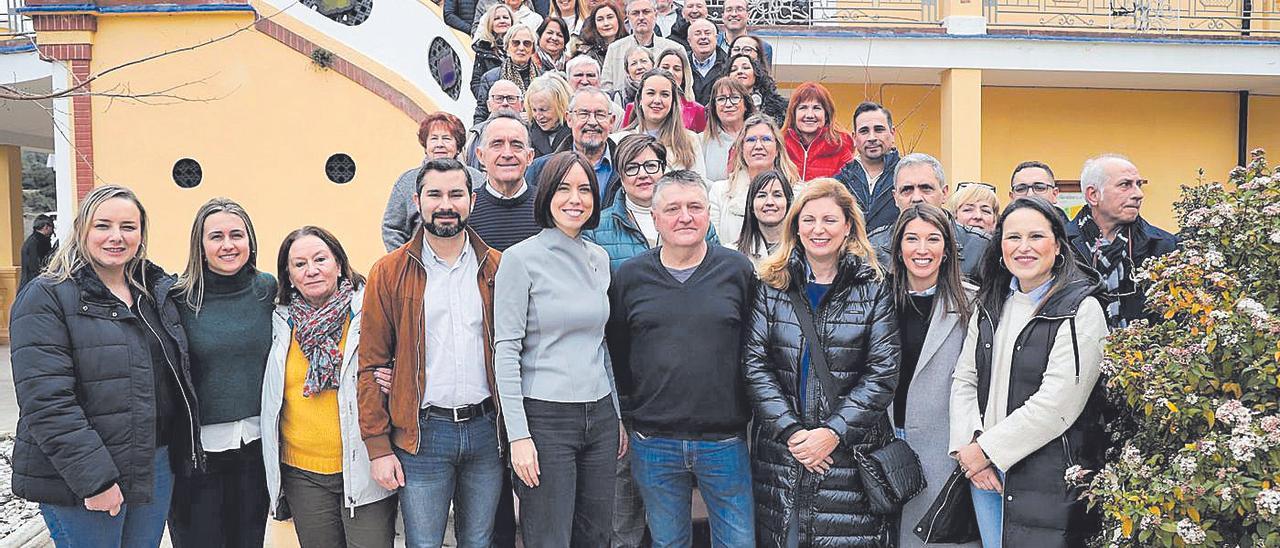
[487,79,522,114]
[688,19,717,58]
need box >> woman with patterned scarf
[475,24,544,122]
[260,226,396,548]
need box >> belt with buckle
[422,398,494,422]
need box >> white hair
[1079,153,1134,200]
[568,86,611,111]
[894,152,947,190]
[565,55,601,76]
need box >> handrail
[2,0,32,35]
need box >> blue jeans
[971,469,1006,548]
[396,410,504,548]
[41,446,174,548]
[629,432,754,548]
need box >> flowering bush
[1085,150,1280,547]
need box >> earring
[1054,254,1065,269]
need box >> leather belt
[421,398,495,423]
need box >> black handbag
[913,464,981,543]
[787,286,926,515]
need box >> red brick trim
[37,43,92,60]
[255,18,429,122]
[31,14,98,32]
[68,60,95,198]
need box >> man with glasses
[525,87,622,201]
[1066,154,1176,327]
[686,18,724,105]
[601,0,681,91]
[1010,160,1068,223]
[835,101,901,233]
[866,152,991,280]
[466,79,524,170]
[717,0,773,65]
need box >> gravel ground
[0,435,40,538]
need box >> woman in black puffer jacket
[745,179,900,548]
[10,185,203,547]
[471,4,512,98]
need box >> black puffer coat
[744,249,900,547]
[471,40,504,99]
[9,262,203,505]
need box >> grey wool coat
[891,292,981,548]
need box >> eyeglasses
[723,5,747,12]
[731,45,758,54]
[509,39,534,48]
[573,109,610,121]
[491,94,523,105]
[714,94,742,106]
[624,159,665,176]
[744,135,774,146]
[1010,182,1056,195]
[956,181,996,192]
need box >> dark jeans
[397,411,504,548]
[280,466,398,548]
[515,396,620,548]
[493,473,517,548]
[40,446,173,548]
[630,433,754,548]
[169,439,269,548]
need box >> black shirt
[893,293,934,427]
[606,245,755,437]
[132,293,181,447]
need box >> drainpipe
[1238,90,1249,168]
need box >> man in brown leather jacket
[357,158,511,547]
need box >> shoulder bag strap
[787,286,840,412]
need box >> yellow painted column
[940,69,983,186]
[0,145,25,343]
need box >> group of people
[9,1,1185,546]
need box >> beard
[424,211,466,238]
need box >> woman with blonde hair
[620,48,707,133]
[613,69,706,174]
[11,185,203,547]
[549,0,588,35]
[168,198,277,548]
[947,182,1000,235]
[709,114,800,248]
[744,179,899,547]
[470,4,514,98]
[525,73,573,158]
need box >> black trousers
[168,440,270,548]
[515,396,620,548]
[493,472,517,548]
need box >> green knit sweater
[178,268,277,425]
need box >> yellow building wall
[1248,95,1280,166]
[87,12,424,273]
[807,82,1248,231]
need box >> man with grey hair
[601,0,681,91]
[525,87,622,199]
[606,170,757,548]
[565,56,626,130]
[468,111,540,251]
[1066,154,1176,327]
[466,79,524,170]
[686,18,725,105]
[867,152,990,279]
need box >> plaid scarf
[1076,205,1135,324]
[289,278,354,397]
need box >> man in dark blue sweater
[605,171,756,547]
[468,111,541,251]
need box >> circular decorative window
[428,37,463,100]
[325,153,357,184]
[301,0,372,26]
[172,158,202,188]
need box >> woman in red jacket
[782,82,854,182]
